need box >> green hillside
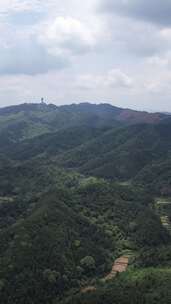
[1,108,170,196]
[0,171,169,303]
[63,268,171,304]
[0,102,171,303]
[0,103,121,145]
[16,121,169,195]
[0,102,167,146]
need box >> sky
[0,0,171,111]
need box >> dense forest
[0,102,171,303]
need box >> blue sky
[0,0,171,111]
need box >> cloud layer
[40,16,103,56]
[0,0,171,111]
[100,0,171,26]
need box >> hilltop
[0,102,168,144]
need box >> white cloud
[146,51,171,69]
[39,16,105,56]
[101,15,171,58]
[0,0,171,111]
[0,0,41,14]
[76,69,133,90]
[147,56,169,68]
[0,21,69,75]
[160,28,171,40]
[0,41,68,75]
[0,1,106,75]
[105,69,133,88]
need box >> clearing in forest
[81,255,129,293]
[103,256,129,282]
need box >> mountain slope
[63,268,171,304]
[0,103,120,144]
[0,103,170,195]
[0,126,107,161]
[0,174,169,304]
[54,121,171,183]
[0,102,171,303]
[0,102,168,145]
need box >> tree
[43,269,61,284]
[80,256,95,273]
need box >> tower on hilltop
[41,97,46,104]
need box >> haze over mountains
[0,102,171,304]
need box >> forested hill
[0,102,171,304]
[0,101,170,195]
[0,102,170,196]
[0,102,168,144]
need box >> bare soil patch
[103,256,129,282]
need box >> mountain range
[0,102,168,143]
[0,102,170,195]
[0,102,171,304]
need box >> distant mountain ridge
[0,101,170,195]
[0,102,168,140]
[0,102,57,115]
[0,101,167,121]
[0,102,167,158]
